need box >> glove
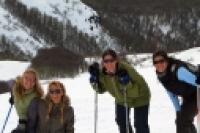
[88,62,100,84]
[90,75,99,84]
[9,96,14,105]
[117,69,130,85]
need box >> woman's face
[22,72,36,90]
[103,55,117,74]
[153,56,168,73]
[49,85,63,104]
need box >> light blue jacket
[167,66,198,111]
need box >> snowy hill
[18,0,119,50]
[0,5,47,58]
[0,47,199,133]
[0,0,119,59]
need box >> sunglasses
[153,59,166,65]
[103,58,115,63]
[49,89,62,95]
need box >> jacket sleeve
[65,106,75,133]
[177,66,197,86]
[166,90,181,112]
[27,98,40,133]
[0,79,15,94]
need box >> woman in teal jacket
[89,49,151,133]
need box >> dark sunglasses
[49,89,62,95]
[103,58,115,63]
[153,59,166,65]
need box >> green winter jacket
[92,61,151,107]
[13,88,38,120]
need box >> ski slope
[0,47,200,133]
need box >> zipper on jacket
[111,77,121,100]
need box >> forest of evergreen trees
[31,47,85,79]
[82,0,200,52]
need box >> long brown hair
[13,68,44,99]
[45,81,71,124]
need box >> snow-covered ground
[0,47,200,133]
[0,6,46,57]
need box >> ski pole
[197,85,200,133]
[1,105,13,133]
[94,83,98,133]
[123,87,129,133]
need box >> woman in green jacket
[12,68,44,133]
[89,49,151,133]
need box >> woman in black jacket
[153,50,200,133]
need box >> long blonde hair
[45,81,71,124]
[14,68,44,99]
